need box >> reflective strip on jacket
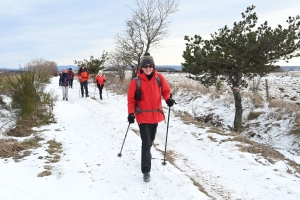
[127,69,171,124]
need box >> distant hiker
[59,69,70,100]
[127,52,175,182]
[68,68,75,88]
[94,70,106,100]
[78,64,90,97]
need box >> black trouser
[69,79,73,88]
[138,123,158,173]
[80,80,88,96]
[97,84,104,99]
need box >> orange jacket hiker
[95,74,106,85]
[78,67,90,82]
[126,52,175,182]
[127,68,171,124]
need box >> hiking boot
[143,173,151,182]
[86,94,89,97]
[66,98,68,101]
[63,98,65,100]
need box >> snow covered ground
[0,75,300,200]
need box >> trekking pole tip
[117,153,122,157]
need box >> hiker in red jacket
[68,68,75,89]
[94,70,106,100]
[127,52,175,182]
[77,64,90,97]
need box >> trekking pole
[117,123,130,157]
[162,106,171,165]
[93,84,97,98]
[104,82,109,99]
[78,79,80,98]
[106,86,109,99]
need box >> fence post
[265,79,269,101]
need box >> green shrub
[4,69,55,126]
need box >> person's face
[142,64,153,75]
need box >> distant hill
[156,65,182,71]
[58,65,78,72]
[280,66,300,71]
[58,65,182,71]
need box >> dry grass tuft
[207,135,217,142]
[0,134,44,159]
[37,170,52,177]
[0,138,27,158]
[247,111,265,120]
[252,94,264,107]
[44,165,53,170]
[230,135,284,162]
[22,135,44,149]
[5,125,33,137]
[105,73,130,96]
[224,135,300,173]
[295,112,300,125]
[46,140,62,154]
[207,126,229,135]
[269,99,300,112]
[173,110,205,128]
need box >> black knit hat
[140,52,155,67]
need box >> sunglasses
[142,64,154,69]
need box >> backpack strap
[135,76,141,91]
[155,73,162,87]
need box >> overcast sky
[1,0,300,68]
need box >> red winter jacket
[127,69,171,124]
[68,71,74,79]
[78,71,90,83]
[94,75,106,85]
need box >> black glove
[104,80,106,82]
[166,94,176,107]
[127,113,135,124]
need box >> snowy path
[0,77,208,200]
[1,76,300,200]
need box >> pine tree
[182,5,300,132]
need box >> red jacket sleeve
[127,79,137,114]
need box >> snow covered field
[0,73,300,200]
